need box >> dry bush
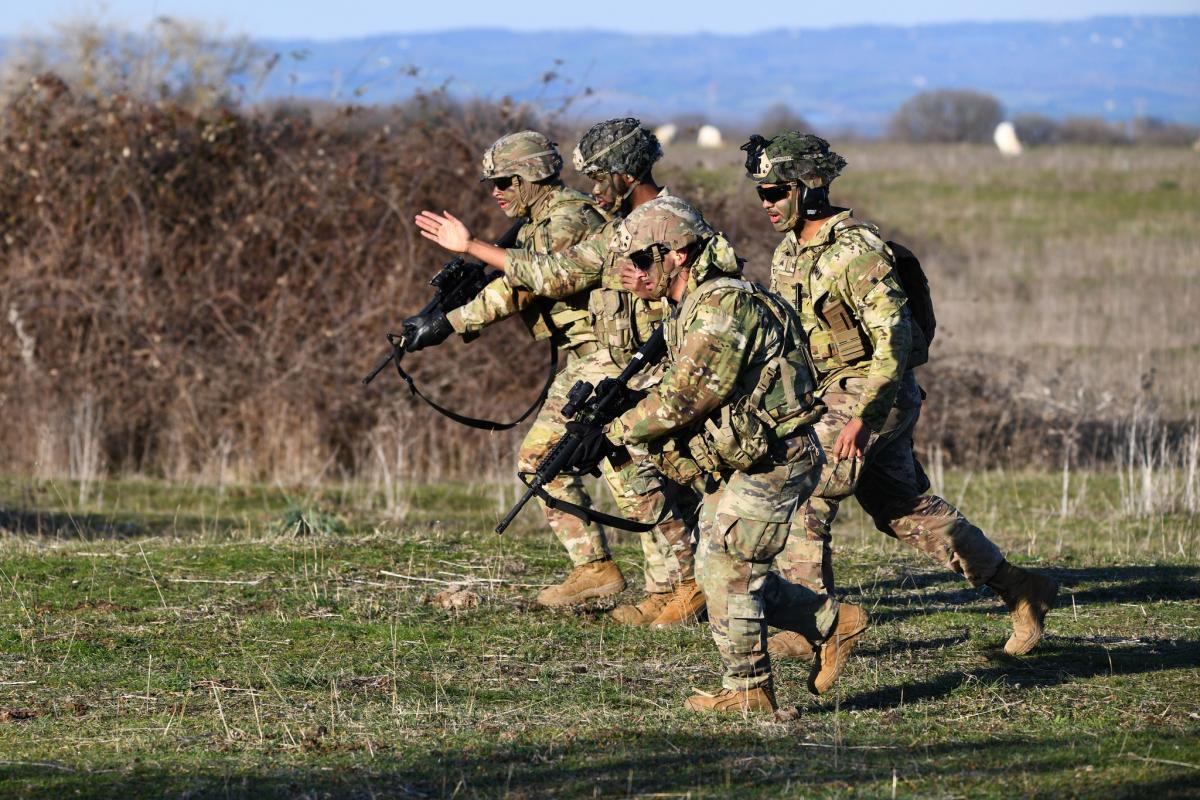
[887,90,1003,144]
[0,74,554,485]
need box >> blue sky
[5,0,1199,38]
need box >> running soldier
[413,121,703,624]
[739,131,1058,659]
[566,196,868,713]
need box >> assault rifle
[361,220,524,386]
[495,327,667,534]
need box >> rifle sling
[515,470,674,533]
[392,337,558,432]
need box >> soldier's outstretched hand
[415,211,471,254]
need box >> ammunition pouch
[590,288,670,368]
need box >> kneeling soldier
[568,197,869,713]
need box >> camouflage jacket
[608,243,814,452]
[504,188,675,369]
[770,209,911,431]
[447,185,605,349]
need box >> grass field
[0,473,1197,798]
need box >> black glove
[592,377,647,418]
[402,309,453,352]
[562,421,618,475]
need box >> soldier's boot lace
[684,683,777,714]
[808,603,868,695]
[986,560,1058,656]
[610,591,672,626]
[651,579,707,627]
[535,559,626,608]
[767,630,815,661]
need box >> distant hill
[3,16,1198,130]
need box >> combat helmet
[615,197,739,295]
[740,131,847,189]
[480,130,563,183]
[572,118,662,179]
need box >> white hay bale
[654,123,677,146]
[697,124,723,148]
[993,121,1023,157]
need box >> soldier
[566,196,869,712]
[413,121,703,624]
[738,131,1058,659]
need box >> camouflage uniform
[606,198,840,692]
[504,191,696,589]
[442,133,618,568]
[768,210,1005,591]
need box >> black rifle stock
[495,327,666,534]
[361,220,524,385]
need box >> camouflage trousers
[518,348,695,590]
[776,372,1004,592]
[695,433,838,691]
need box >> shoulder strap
[388,333,558,431]
[515,470,674,533]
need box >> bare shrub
[1130,116,1200,148]
[0,72,555,484]
[1057,116,1129,146]
[887,90,1003,144]
[1,16,268,112]
[1012,113,1060,146]
[756,103,813,137]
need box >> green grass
[0,473,1197,798]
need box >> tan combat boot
[535,559,626,608]
[610,591,672,626]
[651,579,706,627]
[987,560,1058,656]
[684,682,777,714]
[808,603,868,695]
[767,631,815,661]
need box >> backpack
[886,240,937,349]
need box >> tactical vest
[589,286,672,368]
[516,191,602,350]
[661,277,823,479]
[784,218,929,374]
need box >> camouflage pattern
[500,188,700,591]
[769,211,1006,592]
[480,131,563,183]
[606,233,837,691]
[770,209,911,430]
[505,188,677,369]
[695,448,837,690]
[776,372,1005,591]
[571,118,662,178]
[743,131,847,188]
[521,345,695,583]
[447,185,605,351]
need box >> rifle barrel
[495,484,538,534]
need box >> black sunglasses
[629,244,666,271]
[490,176,515,191]
[756,184,792,203]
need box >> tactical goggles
[755,183,793,203]
[629,243,668,271]
[489,176,516,191]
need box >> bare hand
[619,264,657,300]
[832,417,870,461]
[414,210,471,254]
